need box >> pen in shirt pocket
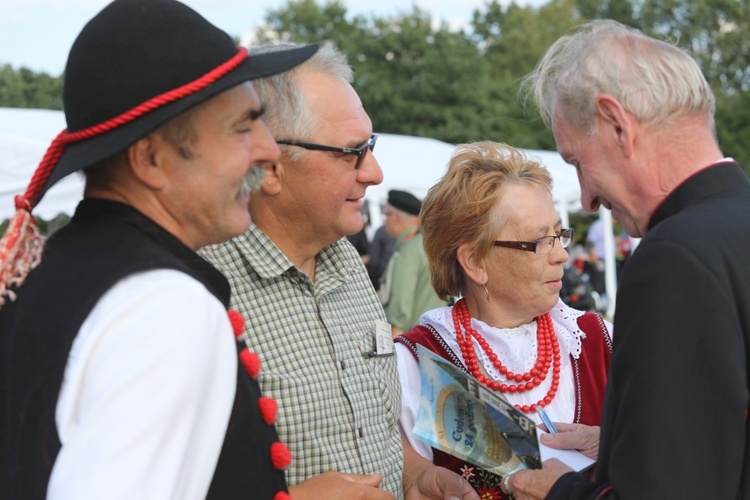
[536,406,558,434]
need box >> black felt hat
[388,190,422,216]
[38,0,317,199]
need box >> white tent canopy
[0,107,616,315]
[365,136,582,230]
[0,107,83,220]
[0,108,583,223]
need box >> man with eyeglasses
[201,43,477,500]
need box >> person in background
[613,224,631,280]
[583,217,606,300]
[394,142,612,498]
[567,229,592,276]
[201,43,476,500]
[508,19,750,499]
[0,1,315,498]
[380,189,446,336]
[346,204,371,265]
[367,219,397,290]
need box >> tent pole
[600,207,617,319]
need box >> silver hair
[520,19,715,131]
[247,42,353,162]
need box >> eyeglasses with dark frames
[493,228,574,255]
[276,133,378,170]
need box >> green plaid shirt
[201,226,404,496]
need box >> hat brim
[41,44,317,198]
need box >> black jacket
[551,162,750,499]
[0,199,287,499]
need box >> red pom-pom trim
[273,492,291,500]
[239,348,261,378]
[258,396,278,425]
[270,441,292,470]
[226,310,245,338]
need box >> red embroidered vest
[395,312,611,499]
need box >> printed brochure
[411,345,595,477]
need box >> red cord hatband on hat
[0,48,248,308]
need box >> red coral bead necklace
[451,298,561,413]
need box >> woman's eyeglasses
[493,228,574,255]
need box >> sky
[0,0,533,76]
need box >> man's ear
[596,94,635,157]
[259,161,283,195]
[457,243,488,287]
[127,134,168,189]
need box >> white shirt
[397,299,611,460]
[48,269,237,500]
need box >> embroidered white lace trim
[420,298,586,380]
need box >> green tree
[255,0,366,48]
[353,9,497,143]
[471,0,580,149]
[255,1,496,144]
[715,90,750,172]
[254,0,749,168]
[0,65,63,110]
[577,0,636,26]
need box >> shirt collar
[236,225,360,286]
[649,161,746,231]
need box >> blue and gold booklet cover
[412,345,542,477]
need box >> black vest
[0,199,288,499]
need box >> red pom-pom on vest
[270,442,292,470]
[258,396,278,425]
[273,492,291,500]
[226,310,245,339]
[239,348,261,378]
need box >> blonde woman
[395,142,612,498]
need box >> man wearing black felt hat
[380,190,446,336]
[0,1,315,498]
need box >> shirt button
[358,427,364,438]
[340,360,347,370]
